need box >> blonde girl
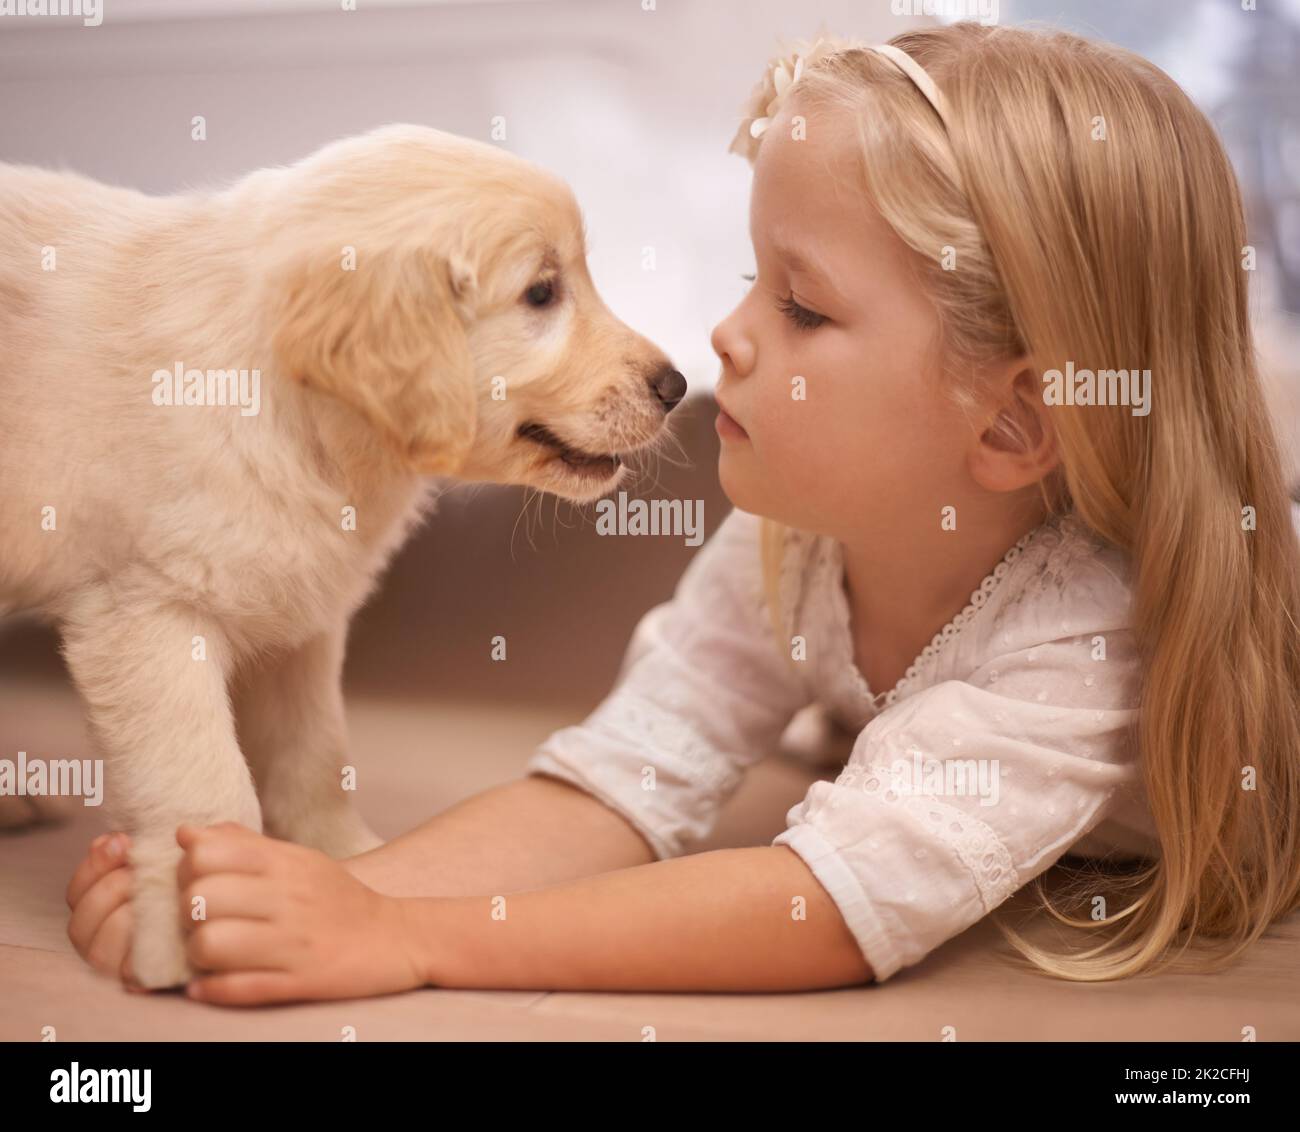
[67,23,1300,1001]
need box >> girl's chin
[717,448,759,512]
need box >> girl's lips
[715,405,749,440]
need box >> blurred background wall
[1,0,1297,714]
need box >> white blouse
[524,505,1160,982]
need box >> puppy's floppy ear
[272,244,478,475]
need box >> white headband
[743,40,953,146]
[868,43,953,131]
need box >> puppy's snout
[649,365,688,413]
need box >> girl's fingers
[65,833,131,909]
[178,875,278,932]
[83,901,133,978]
[66,864,133,957]
[175,821,261,852]
[185,919,294,974]
[187,970,303,1008]
[176,827,269,888]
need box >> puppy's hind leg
[234,625,383,861]
[61,587,263,990]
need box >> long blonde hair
[744,24,1300,980]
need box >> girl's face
[710,101,977,539]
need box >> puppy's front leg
[234,626,383,860]
[61,590,263,990]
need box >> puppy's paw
[127,835,194,990]
[130,917,193,990]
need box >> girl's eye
[740,272,756,283]
[777,294,828,331]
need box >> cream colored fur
[0,125,678,987]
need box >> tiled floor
[3,677,1297,1041]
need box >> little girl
[68,23,1300,1003]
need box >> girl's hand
[177,822,427,1007]
[66,832,144,989]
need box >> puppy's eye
[524,280,555,308]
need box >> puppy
[0,125,686,987]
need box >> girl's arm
[404,844,872,992]
[175,823,872,1004]
[65,773,655,983]
[344,773,657,898]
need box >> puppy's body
[0,127,683,986]
[1,165,423,634]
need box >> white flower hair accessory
[727,34,955,164]
[727,33,860,162]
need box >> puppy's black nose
[650,366,688,412]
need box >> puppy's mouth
[517,421,624,479]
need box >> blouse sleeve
[524,506,814,860]
[773,625,1143,984]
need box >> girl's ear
[968,360,1060,492]
[271,244,478,475]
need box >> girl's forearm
[402,845,873,992]
[344,773,656,898]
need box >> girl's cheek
[755,369,805,430]
[759,407,831,487]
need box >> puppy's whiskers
[621,423,691,498]
[509,486,544,560]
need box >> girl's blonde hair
[743,23,1300,981]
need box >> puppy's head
[267,125,684,501]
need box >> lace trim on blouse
[779,517,1062,716]
[832,760,1023,911]
[587,690,743,802]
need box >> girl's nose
[710,306,755,379]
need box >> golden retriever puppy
[0,124,686,987]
